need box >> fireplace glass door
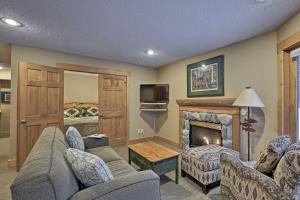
[189,124,222,147]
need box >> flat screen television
[140,84,169,103]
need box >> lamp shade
[233,86,264,107]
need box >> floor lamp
[233,86,264,161]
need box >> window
[291,48,300,140]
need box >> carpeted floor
[114,142,222,200]
[0,138,18,200]
[0,138,222,200]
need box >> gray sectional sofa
[11,127,161,200]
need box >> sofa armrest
[71,170,161,200]
[220,153,286,200]
[83,137,109,150]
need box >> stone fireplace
[176,98,240,151]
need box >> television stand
[140,108,168,112]
[140,102,168,112]
[140,102,167,105]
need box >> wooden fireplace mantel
[176,98,236,107]
[176,98,240,151]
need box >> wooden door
[17,62,63,170]
[99,74,127,146]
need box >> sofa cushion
[87,146,122,163]
[66,126,85,151]
[65,148,113,187]
[106,160,136,178]
[11,127,79,200]
[255,135,292,173]
[273,150,300,199]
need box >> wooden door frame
[277,31,300,141]
[56,63,131,145]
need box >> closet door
[17,62,63,170]
[99,74,127,146]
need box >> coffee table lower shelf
[128,148,179,184]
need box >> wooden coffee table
[128,141,180,184]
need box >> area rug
[160,175,193,200]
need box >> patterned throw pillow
[64,108,81,118]
[85,107,99,116]
[65,148,113,187]
[65,127,85,151]
[287,141,300,152]
[77,108,86,117]
[273,150,300,199]
[255,135,292,173]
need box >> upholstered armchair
[220,153,288,200]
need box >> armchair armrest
[83,137,109,150]
[71,170,161,200]
[220,153,287,200]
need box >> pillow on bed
[84,107,99,117]
[64,108,81,118]
[65,126,85,151]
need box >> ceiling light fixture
[0,17,24,27]
[0,66,4,70]
[145,49,155,56]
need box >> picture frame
[187,55,224,97]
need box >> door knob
[21,119,27,124]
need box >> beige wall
[10,45,158,158]
[0,43,11,65]
[64,72,98,103]
[9,11,300,161]
[157,32,278,159]
[0,69,11,80]
[277,12,300,42]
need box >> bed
[63,102,99,137]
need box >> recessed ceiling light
[145,49,155,56]
[0,66,4,69]
[0,17,23,27]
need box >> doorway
[17,62,129,169]
[64,71,99,137]
[61,65,129,147]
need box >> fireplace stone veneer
[182,111,233,150]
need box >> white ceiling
[0,0,300,67]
